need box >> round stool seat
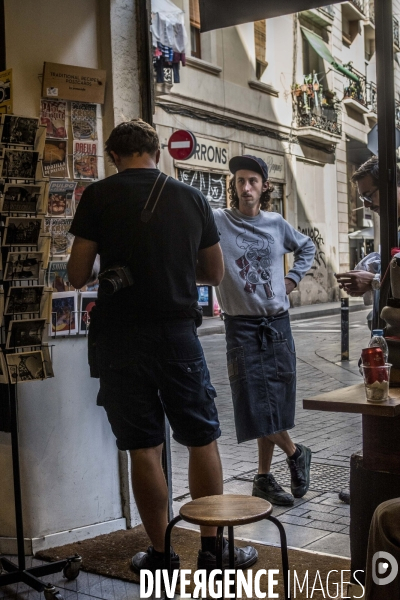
[179,494,273,527]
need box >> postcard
[40,99,67,139]
[73,140,98,180]
[5,286,45,315]
[0,149,39,179]
[6,318,46,349]
[6,351,45,383]
[3,217,43,246]
[51,291,77,335]
[47,181,76,216]
[0,115,39,146]
[0,68,12,114]
[0,183,46,214]
[73,181,91,212]
[42,140,69,178]
[79,292,97,333]
[3,252,44,281]
[44,217,73,256]
[47,260,72,291]
[41,344,54,378]
[71,102,97,140]
[0,351,8,384]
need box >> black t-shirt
[69,168,219,318]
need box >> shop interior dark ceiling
[198,0,342,32]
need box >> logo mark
[372,552,398,586]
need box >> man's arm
[196,242,224,286]
[67,236,99,289]
[335,271,375,296]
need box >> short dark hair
[351,155,400,186]
[105,119,159,159]
[228,175,274,211]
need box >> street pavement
[1,307,370,600]
[171,307,371,559]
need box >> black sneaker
[131,546,180,574]
[252,473,294,506]
[286,443,312,498]
[339,489,350,505]
[197,541,258,572]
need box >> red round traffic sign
[167,130,197,160]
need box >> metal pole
[9,386,26,570]
[375,0,398,324]
[341,298,349,361]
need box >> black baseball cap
[229,155,269,180]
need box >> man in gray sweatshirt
[214,155,316,506]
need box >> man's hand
[335,270,375,296]
[284,277,296,295]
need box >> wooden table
[303,383,400,584]
[304,383,400,474]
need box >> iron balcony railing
[394,16,400,49]
[293,82,342,136]
[349,0,366,15]
[368,0,375,23]
[318,5,335,18]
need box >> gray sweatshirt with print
[214,208,316,316]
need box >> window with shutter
[190,0,201,58]
[254,20,268,80]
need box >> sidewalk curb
[198,303,367,337]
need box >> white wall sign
[244,148,285,180]
[182,137,229,171]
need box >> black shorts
[96,319,221,451]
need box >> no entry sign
[168,130,197,160]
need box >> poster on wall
[47,181,76,216]
[73,140,98,180]
[42,140,69,178]
[42,62,106,104]
[0,69,13,114]
[0,149,39,180]
[40,100,68,139]
[71,102,97,140]
[0,115,39,146]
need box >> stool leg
[216,526,224,571]
[228,526,236,599]
[267,515,290,600]
[228,526,235,569]
[165,515,182,579]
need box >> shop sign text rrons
[178,137,230,171]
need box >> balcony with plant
[292,75,342,138]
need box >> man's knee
[130,444,164,462]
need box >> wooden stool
[165,494,289,600]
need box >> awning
[199,0,343,32]
[348,227,374,240]
[301,27,359,82]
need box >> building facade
[154,0,400,306]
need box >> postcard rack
[0,138,81,594]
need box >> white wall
[0,0,131,550]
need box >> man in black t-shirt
[68,120,257,575]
